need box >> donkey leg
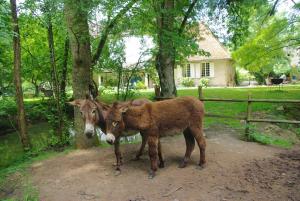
[134,132,148,160]
[158,140,164,168]
[179,129,195,168]
[114,137,122,171]
[190,126,206,168]
[148,135,158,179]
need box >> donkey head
[105,102,129,144]
[68,97,109,138]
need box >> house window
[182,64,191,77]
[201,63,210,77]
[186,64,191,77]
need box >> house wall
[175,59,235,87]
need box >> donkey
[68,97,151,171]
[39,87,53,97]
[105,96,206,178]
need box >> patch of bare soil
[5,126,300,201]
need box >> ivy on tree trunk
[10,0,31,150]
[64,0,99,148]
[155,0,177,98]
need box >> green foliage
[0,97,48,119]
[0,121,74,170]
[0,0,13,94]
[103,77,119,87]
[233,12,300,79]
[295,128,300,138]
[181,78,195,87]
[199,78,209,88]
[226,0,269,50]
[135,81,147,90]
[0,97,71,148]
[0,98,46,133]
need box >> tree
[20,15,50,97]
[226,0,269,50]
[10,0,31,150]
[20,0,71,145]
[43,0,64,141]
[233,16,300,83]
[153,0,200,98]
[154,0,176,98]
[64,0,97,148]
[91,0,139,66]
[65,0,139,148]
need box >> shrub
[199,78,210,88]
[99,86,115,95]
[181,78,195,87]
[135,81,147,90]
[0,98,53,134]
[104,78,118,87]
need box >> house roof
[188,23,231,62]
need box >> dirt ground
[23,126,299,201]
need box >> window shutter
[182,66,185,77]
[210,62,214,77]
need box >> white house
[175,23,235,87]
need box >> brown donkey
[105,96,206,178]
[68,97,151,171]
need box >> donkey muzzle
[106,133,116,144]
[84,123,94,138]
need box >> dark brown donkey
[68,98,151,171]
[105,96,206,178]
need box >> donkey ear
[120,106,129,113]
[112,102,119,108]
[68,99,83,107]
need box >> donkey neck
[123,104,150,131]
[92,100,107,131]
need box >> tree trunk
[64,0,99,148]
[34,83,39,97]
[10,0,31,150]
[116,67,122,100]
[44,4,64,142]
[47,23,63,140]
[60,37,69,99]
[31,76,39,97]
[155,0,177,98]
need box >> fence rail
[197,86,300,138]
[200,98,300,104]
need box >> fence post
[245,93,252,140]
[154,85,161,98]
[198,86,203,100]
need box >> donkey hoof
[114,170,121,176]
[178,162,187,168]
[196,163,206,170]
[131,157,140,161]
[159,162,165,168]
[148,171,155,179]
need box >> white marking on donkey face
[84,123,95,135]
[106,133,116,144]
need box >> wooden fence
[197,86,300,138]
